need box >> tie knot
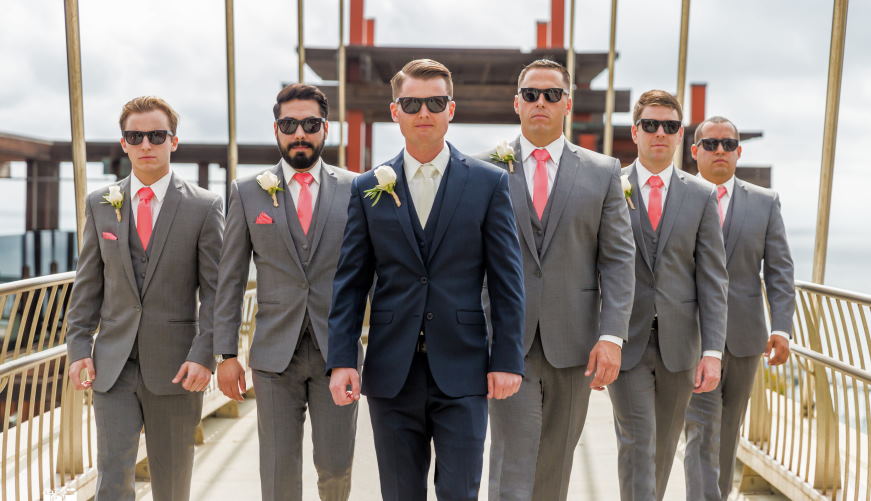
[138,187,155,202]
[418,163,437,179]
[532,148,550,163]
[647,175,664,189]
[717,185,728,199]
[293,172,314,186]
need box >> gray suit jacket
[213,162,360,372]
[481,138,636,368]
[622,162,728,372]
[721,177,794,357]
[66,173,224,395]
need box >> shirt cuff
[599,335,624,347]
[702,350,722,360]
[771,331,791,344]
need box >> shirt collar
[519,135,565,166]
[281,157,322,186]
[131,170,172,202]
[635,160,674,190]
[695,173,735,196]
[403,143,451,180]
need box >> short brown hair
[390,59,453,100]
[517,59,571,90]
[273,83,329,119]
[119,96,179,133]
[632,90,683,123]
[694,115,739,143]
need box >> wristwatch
[214,354,237,364]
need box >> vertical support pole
[603,0,618,157]
[563,0,575,140]
[550,0,565,48]
[225,0,238,189]
[346,110,365,173]
[338,0,347,168]
[63,0,87,249]
[297,0,305,82]
[198,162,210,190]
[673,0,690,170]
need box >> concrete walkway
[135,390,786,500]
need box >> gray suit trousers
[93,360,202,501]
[608,332,694,501]
[489,334,593,501]
[684,352,759,501]
[252,330,358,501]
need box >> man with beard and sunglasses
[213,83,360,501]
[326,58,525,501]
[609,90,728,501]
[66,96,224,501]
[683,116,794,501]
[479,59,635,501]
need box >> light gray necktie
[413,163,437,227]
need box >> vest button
[426,312,433,320]
[420,277,428,284]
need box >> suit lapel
[507,138,539,266]
[387,153,425,267]
[725,178,748,262]
[115,177,140,300]
[627,164,653,271]
[428,145,469,261]
[140,173,182,296]
[655,169,688,260]
[308,163,337,259]
[540,143,580,257]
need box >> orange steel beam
[350,0,364,45]
[690,83,706,125]
[536,21,549,48]
[346,110,365,172]
[550,0,565,48]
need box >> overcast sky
[0,0,869,288]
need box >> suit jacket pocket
[168,320,198,325]
[457,310,486,325]
[369,310,393,325]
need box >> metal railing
[0,272,257,500]
[740,280,871,501]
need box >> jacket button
[426,312,433,320]
[134,305,141,312]
[420,277,428,284]
[534,269,542,278]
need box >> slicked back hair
[390,59,454,100]
[632,89,683,123]
[119,96,179,133]
[517,59,571,90]
[273,83,329,119]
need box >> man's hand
[487,371,522,400]
[217,358,247,401]
[586,340,622,391]
[764,335,790,366]
[172,361,212,392]
[693,356,721,394]
[69,357,96,390]
[329,368,361,406]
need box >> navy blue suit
[327,143,525,500]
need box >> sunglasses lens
[520,89,540,103]
[148,131,168,145]
[124,131,144,145]
[639,119,658,133]
[277,119,298,134]
[722,139,739,151]
[700,139,718,151]
[544,89,564,102]
[663,121,682,134]
[399,98,422,114]
[301,118,323,133]
[426,96,448,113]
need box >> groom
[326,58,525,501]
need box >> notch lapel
[507,139,539,266]
[386,153,425,267]
[140,174,182,297]
[428,146,470,261]
[307,164,338,259]
[654,169,688,260]
[725,179,748,262]
[268,163,306,273]
[540,143,580,257]
[115,177,140,300]
[627,164,653,271]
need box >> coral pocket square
[101,232,118,241]
[255,212,273,224]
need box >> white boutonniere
[257,171,284,207]
[101,185,124,222]
[621,175,636,210]
[490,140,516,173]
[364,165,401,207]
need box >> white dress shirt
[696,173,790,346]
[519,135,564,199]
[130,170,172,229]
[281,158,322,207]
[403,143,450,204]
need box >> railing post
[746,358,771,443]
[56,375,84,478]
[806,295,840,491]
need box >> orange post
[550,0,565,48]
[350,0,364,45]
[346,110,365,172]
[690,83,707,125]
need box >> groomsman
[609,90,728,501]
[482,59,636,501]
[683,116,794,501]
[213,83,359,501]
[66,96,224,501]
[327,58,525,501]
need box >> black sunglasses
[696,138,740,152]
[635,119,682,135]
[276,117,327,135]
[395,96,451,114]
[518,88,569,103]
[122,130,174,145]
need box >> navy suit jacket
[327,143,525,399]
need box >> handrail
[791,344,871,384]
[0,345,67,378]
[0,272,75,295]
[795,279,871,305]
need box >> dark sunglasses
[395,96,451,114]
[518,88,568,103]
[276,117,327,135]
[696,138,740,152]
[122,130,174,145]
[635,119,682,135]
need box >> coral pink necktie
[647,175,664,231]
[136,187,154,249]
[717,185,728,227]
[294,172,314,234]
[532,148,550,219]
